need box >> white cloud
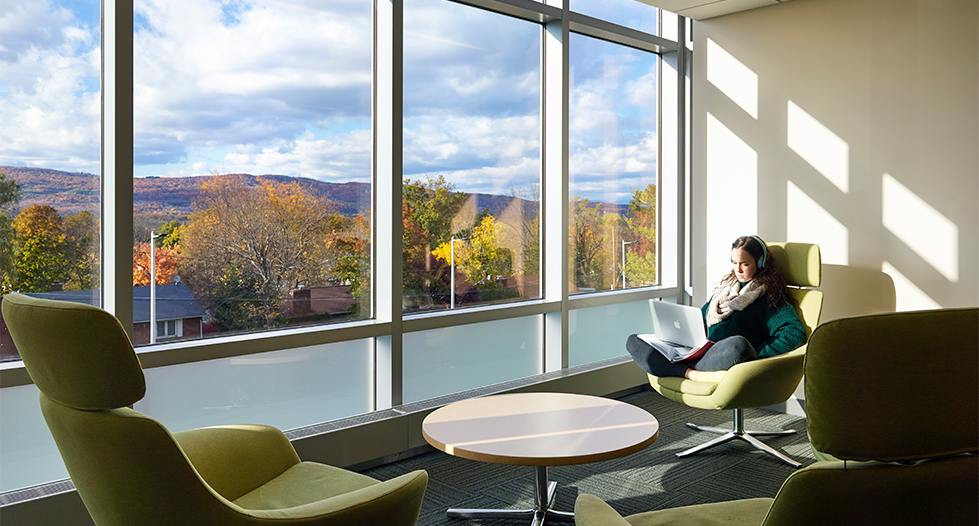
[0,0,100,172]
[567,51,658,203]
[3,0,657,206]
[403,114,540,194]
[131,0,373,168]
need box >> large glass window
[0,0,102,362]
[402,0,542,313]
[569,34,659,293]
[130,0,373,344]
[0,0,682,499]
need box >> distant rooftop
[24,283,205,323]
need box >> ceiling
[636,0,794,20]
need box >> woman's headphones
[747,235,768,269]
[732,235,768,269]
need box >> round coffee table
[422,392,659,525]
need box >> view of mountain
[2,166,623,219]
[1,166,373,217]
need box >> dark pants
[626,334,758,378]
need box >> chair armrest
[174,424,302,501]
[710,347,806,409]
[244,469,429,526]
[574,494,633,526]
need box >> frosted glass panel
[136,340,373,433]
[0,384,67,492]
[569,299,653,366]
[403,316,541,404]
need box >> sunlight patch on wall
[787,101,849,193]
[706,112,757,280]
[882,261,941,311]
[882,173,959,283]
[706,39,758,119]
[786,181,848,265]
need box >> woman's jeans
[626,334,757,378]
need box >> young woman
[626,235,807,380]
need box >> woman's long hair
[721,236,793,307]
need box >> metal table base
[445,466,575,526]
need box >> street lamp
[149,230,164,344]
[621,240,637,289]
[450,237,467,309]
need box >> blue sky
[0,0,659,203]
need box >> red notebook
[678,340,714,362]
[637,335,714,363]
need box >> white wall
[690,0,978,320]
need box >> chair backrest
[2,293,235,524]
[2,293,146,409]
[805,307,979,462]
[767,242,822,339]
[764,307,979,525]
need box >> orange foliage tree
[132,242,181,286]
[179,174,337,330]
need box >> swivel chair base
[677,408,801,468]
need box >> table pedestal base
[446,466,575,526]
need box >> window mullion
[375,0,404,409]
[542,1,569,373]
[102,0,134,336]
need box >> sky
[0,0,659,204]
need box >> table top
[422,392,659,466]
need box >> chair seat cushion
[625,497,773,526]
[649,375,719,397]
[234,461,379,511]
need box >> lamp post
[450,237,467,309]
[621,240,636,289]
[149,230,164,344]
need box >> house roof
[24,283,205,324]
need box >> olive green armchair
[577,307,979,526]
[3,293,428,526]
[647,242,822,467]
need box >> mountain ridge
[1,166,624,219]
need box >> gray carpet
[361,388,816,525]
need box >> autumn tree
[569,197,607,290]
[402,176,469,304]
[0,173,21,291]
[132,242,181,286]
[623,183,657,287]
[155,220,183,249]
[432,215,515,302]
[11,205,68,292]
[325,213,371,318]
[62,210,100,290]
[502,185,540,278]
[180,175,337,331]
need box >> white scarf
[706,279,766,327]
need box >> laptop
[638,300,709,361]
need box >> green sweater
[700,283,806,358]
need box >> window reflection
[569,34,659,293]
[403,0,542,312]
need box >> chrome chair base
[446,465,576,526]
[676,408,801,468]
